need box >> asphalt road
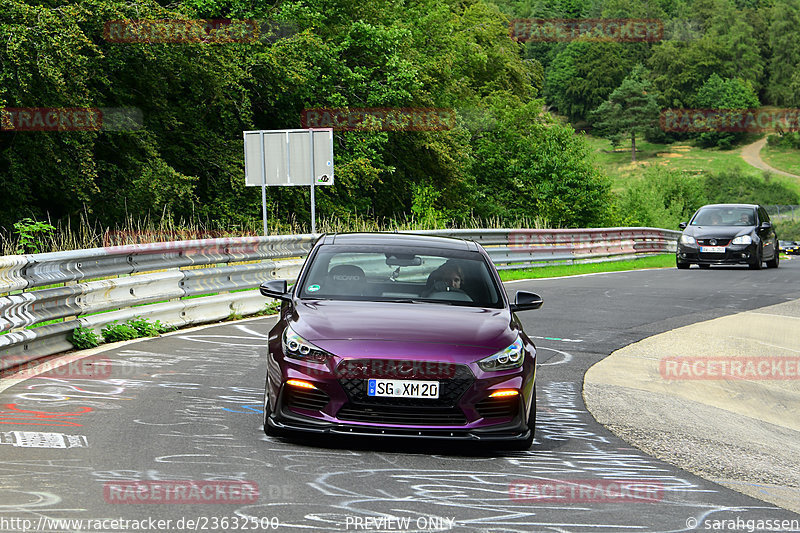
[2,260,800,533]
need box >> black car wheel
[767,243,780,268]
[676,258,690,269]
[749,247,762,270]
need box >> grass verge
[760,145,800,178]
[499,254,674,281]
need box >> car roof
[698,203,760,209]
[321,232,479,251]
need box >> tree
[544,40,636,122]
[766,0,800,106]
[692,74,760,148]
[590,65,660,162]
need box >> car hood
[685,225,752,239]
[290,300,516,355]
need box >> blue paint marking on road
[531,335,583,343]
[222,404,264,414]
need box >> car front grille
[336,404,468,425]
[697,238,731,246]
[475,396,519,420]
[337,361,474,408]
[285,387,330,412]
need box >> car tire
[676,259,690,269]
[506,385,536,451]
[767,245,780,268]
[699,264,710,269]
[749,248,763,270]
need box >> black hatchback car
[676,204,779,269]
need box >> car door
[757,206,776,259]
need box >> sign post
[243,128,334,235]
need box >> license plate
[367,379,439,399]
[700,246,726,253]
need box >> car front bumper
[677,242,757,265]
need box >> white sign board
[243,128,334,186]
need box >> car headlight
[731,234,753,245]
[282,327,329,364]
[680,234,696,245]
[477,337,525,371]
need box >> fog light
[286,379,317,390]
[489,389,519,398]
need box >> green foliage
[410,183,447,227]
[767,0,800,106]
[471,93,612,226]
[703,171,800,205]
[614,168,708,229]
[590,65,661,162]
[767,132,800,149]
[545,41,638,122]
[100,321,140,343]
[692,74,760,148]
[13,218,56,254]
[774,219,800,241]
[70,326,101,350]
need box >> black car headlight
[679,234,696,245]
[731,234,753,245]
[477,337,525,371]
[282,327,330,364]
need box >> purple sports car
[259,233,542,449]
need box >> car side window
[758,207,770,224]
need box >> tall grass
[0,212,552,256]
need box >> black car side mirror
[759,221,772,230]
[679,222,687,230]
[260,279,291,301]
[510,291,543,312]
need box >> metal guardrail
[0,228,679,371]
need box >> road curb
[583,298,800,514]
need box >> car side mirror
[259,279,291,301]
[510,291,543,312]
[759,221,772,230]
[679,222,687,230]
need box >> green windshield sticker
[307,284,321,292]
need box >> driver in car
[424,262,465,294]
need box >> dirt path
[741,137,800,178]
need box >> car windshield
[297,245,504,308]
[691,207,756,226]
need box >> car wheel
[676,259,690,269]
[699,264,710,269]
[767,245,780,268]
[506,385,536,451]
[749,248,763,270]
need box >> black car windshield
[297,245,504,308]
[691,207,756,226]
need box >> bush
[703,171,800,205]
[613,168,708,229]
[70,326,101,350]
[767,132,800,149]
[774,220,800,241]
[101,321,139,343]
[127,316,160,337]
